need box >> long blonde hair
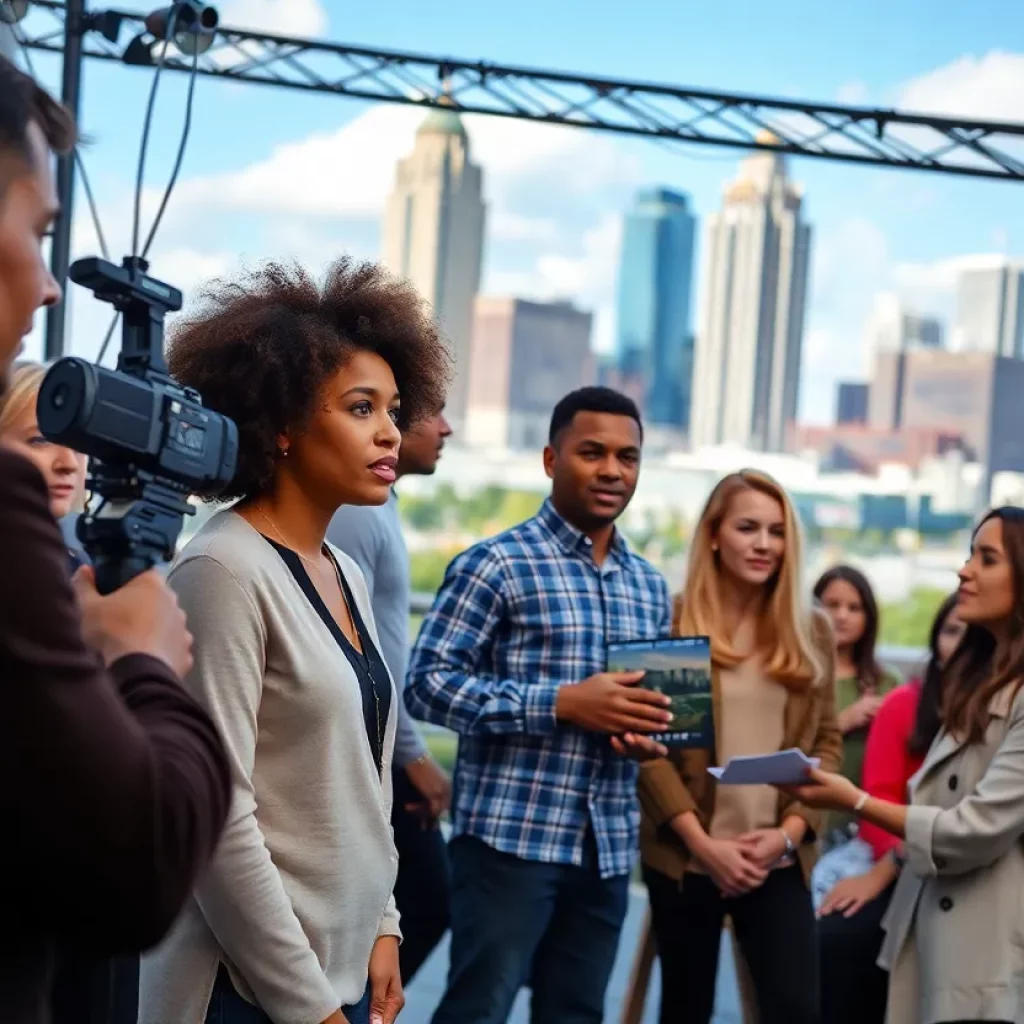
[0,361,87,515]
[678,469,826,690]
[0,361,47,437]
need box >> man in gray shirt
[327,409,453,984]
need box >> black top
[263,536,392,776]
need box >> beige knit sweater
[138,510,400,1024]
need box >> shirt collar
[536,497,632,569]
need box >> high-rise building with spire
[689,133,812,452]
[382,104,486,429]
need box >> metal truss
[17,0,1024,182]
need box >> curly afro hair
[168,256,451,501]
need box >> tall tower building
[953,261,1024,358]
[382,105,486,428]
[689,135,812,452]
[612,188,697,429]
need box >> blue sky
[15,0,1024,424]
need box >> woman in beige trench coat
[778,505,1024,1024]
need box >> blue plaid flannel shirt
[405,498,672,878]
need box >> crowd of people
[5,55,1024,1024]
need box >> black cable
[142,44,200,260]
[12,24,110,260]
[131,4,180,259]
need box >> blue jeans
[431,834,630,1024]
[205,964,370,1024]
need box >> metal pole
[0,23,16,62]
[44,0,86,361]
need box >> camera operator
[0,56,231,1024]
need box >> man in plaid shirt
[406,387,673,1023]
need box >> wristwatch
[778,828,796,857]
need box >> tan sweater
[708,654,788,839]
[138,511,401,1024]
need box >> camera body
[38,256,238,593]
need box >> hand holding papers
[708,748,819,785]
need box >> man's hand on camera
[73,565,194,678]
[555,670,672,734]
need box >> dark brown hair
[813,564,882,693]
[168,257,451,500]
[942,506,1024,744]
[0,55,75,180]
[908,591,959,758]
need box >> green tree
[401,495,443,532]
[498,490,543,529]
[879,587,949,648]
[409,548,457,596]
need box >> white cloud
[483,213,623,354]
[892,252,1008,294]
[489,210,560,244]
[898,51,1024,122]
[219,0,327,36]
[167,104,642,223]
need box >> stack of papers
[707,748,819,785]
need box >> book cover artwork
[606,636,713,748]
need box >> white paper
[707,748,820,786]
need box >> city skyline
[14,0,1024,429]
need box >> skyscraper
[865,292,944,356]
[612,188,697,429]
[382,106,486,428]
[689,135,812,452]
[953,261,1024,358]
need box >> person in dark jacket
[0,55,232,1024]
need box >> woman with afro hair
[138,257,451,1024]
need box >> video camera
[38,255,238,594]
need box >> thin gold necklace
[251,505,381,763]
[251,505,324,573]
[251,504,384,769]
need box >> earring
[278,447,289,458]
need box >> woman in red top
[817,593,966,1024]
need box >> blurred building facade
[836,381,869,425]
[869,347,1024,487]
[465,297,594,451]
[953,261,1024,358]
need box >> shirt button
[948,774,958,791]
[939,896,954,912]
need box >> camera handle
[78,469,194,594]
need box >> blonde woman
[0,361,85,548]
[637,469,841,1024]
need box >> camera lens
[51,382,70,410]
